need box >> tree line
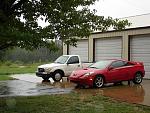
[0,41,62,63]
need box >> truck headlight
[44,68,52,72]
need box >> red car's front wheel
[94,75,104,88]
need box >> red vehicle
[69,59,145,88]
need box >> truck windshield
[55,56,69,64]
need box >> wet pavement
[0,80,74,97]
[0,74,150,106]
[0,74,75,97]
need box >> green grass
[0,75,13,81]
[0,63,42,80]
[0,64,37,74]
[0,93,150,113]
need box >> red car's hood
[71,68,104,77]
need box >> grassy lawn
[0,63,41,80]
[0,93,150,113]
[0,75,13,81]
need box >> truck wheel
[53,71,63,82]
[133,72,143,84]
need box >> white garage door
[95,37,122,61]
[69,40,88,62]
[130,35,150,79]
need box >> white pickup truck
[36,55,91,81]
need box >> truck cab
[36,55,82,81]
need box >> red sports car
[69,59,145,88]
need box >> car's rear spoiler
[129,61,144,65]
[137,62,144,66]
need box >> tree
[0,0,130,50]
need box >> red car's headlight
[84,72,94,76]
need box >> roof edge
[91,26,150,35]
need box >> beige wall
[63,43,68,55]
[63,27,150,62]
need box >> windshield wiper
[89,66,98,69]
[55,61,62,64]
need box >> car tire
[52,71,63,82]
[94,75,104,88]
[133,72,143,84]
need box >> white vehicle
[36,55,91,81]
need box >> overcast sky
[90,0,150,18]
[39,0,150,27]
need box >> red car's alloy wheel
[94,76,104,88]
[133,73,143,84]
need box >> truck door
[65,56,82,76]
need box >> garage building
[63,14,150,79]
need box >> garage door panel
[97,47,121,53]
[96,46,121,49]
[131,52,150,57]
[131,51,150,54]
[144,66,150,70]
[69,40,88,62]
[132,45,150,48]
[96,54,120,57]
[95,37,122,61]
[97,43,120,45]
[132,43,150,46]
[96,52,121,54]
[132,38,150,41]
[130,35,150,79]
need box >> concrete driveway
[0,74,149,106]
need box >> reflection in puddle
[0,80,74,97]
[36,80,150,106]
[74,83,147,105]
[103,85,145,104]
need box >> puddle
[102,85,145,104]
[74,80,150,106]
[0,80,74,97]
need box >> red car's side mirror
[109,67,114,70]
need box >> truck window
[67,56,79,64]
[55,56,69,64]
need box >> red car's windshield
[89,60,113,69]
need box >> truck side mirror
[66,62,70,65]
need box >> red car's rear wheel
[133,72,143,84]
[94,75,104,88]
